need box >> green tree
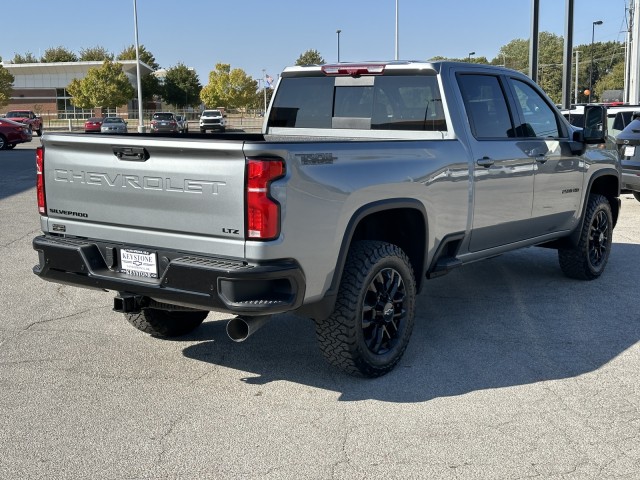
[116,45,161,102]
[428,55,489,63]
[41,46,78,63]
[163,63,202,108]
[79,46,114,62]
[295,49,325,66]
[581,41,625,102]
[0,61,15,108]
[117,45,160,70]
[536,32,564,103]
[11,52,39,64]
[493,34,624,103]
[251,87,274,112]
[67,60,134,109]
[594,61,625,100]
[200,63,258,110]
[495,38,529,72]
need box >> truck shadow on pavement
[0,147,37,200]
[182,244,640,402]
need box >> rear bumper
[622,167,640,192]
[32,235,305,316]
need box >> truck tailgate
[41,134,247,255]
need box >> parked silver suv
[175,115,189,133]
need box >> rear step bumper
[32,235,305,316]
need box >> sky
[0,0,630,85]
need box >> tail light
[246,158,285,240]
[36,146,46,215]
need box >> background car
[199,109,226,133]
[100,117,128,134]
[175,115,189,133]
[150,112,179,133]
[84,117,103,133]
[0,118,33,149]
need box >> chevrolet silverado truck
[6,110,43,136]
[32,61,620,377]
[199,109,226,132]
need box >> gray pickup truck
[33,61,620,377]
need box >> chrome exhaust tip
[226,315,271,342]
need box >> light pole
[336,29,341,62]
[468,52,475,62]
[574,50,581,105]
[133,0,145,133]
[262,69,267,114]
[395,0,399,60]
[589,20,603,103]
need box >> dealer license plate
[120,248,158,278]
[624,145,635,157]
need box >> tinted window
[563,113,584,128]
[269,74,446,131]
[153,113,174,120]
[510,79,560,138]
[457,74,514,139]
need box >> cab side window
[510,79,560,138]
[457,74,514,139]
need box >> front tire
[558,193,613,280]
[125,308,208,337]
[315,241,416,377]
[632,191,640,203]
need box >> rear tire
[632,191,640,203]
[125,308,208,337]
[314,241,416,377]
[558,193,613,280]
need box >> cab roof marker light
[321,64,386,76]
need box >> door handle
[476,157,494,168]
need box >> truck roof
[280,60,516,77]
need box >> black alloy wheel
[361,267,407,356]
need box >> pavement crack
[0,228,41,248]
[23,306,108,330]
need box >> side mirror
[582,105,607,144]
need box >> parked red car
[84,117,104,133]
[5,110,43,136]
[0,118,33,149]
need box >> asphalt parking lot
[1,137,639,479]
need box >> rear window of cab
[268,75,447,132]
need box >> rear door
[457,73,536,252]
